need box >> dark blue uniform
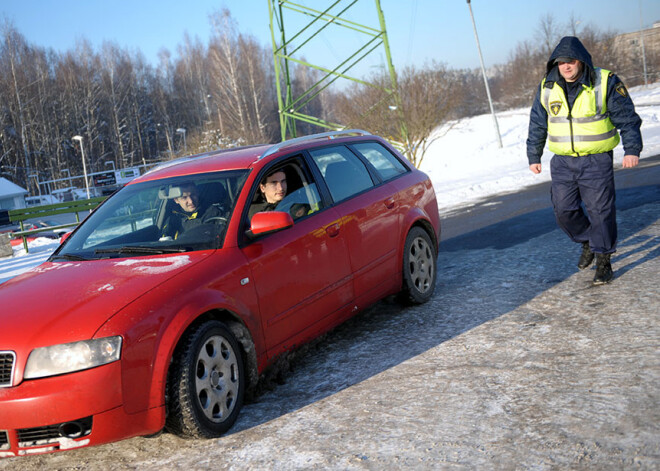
[526,36,642,255]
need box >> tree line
[1,11,656,195]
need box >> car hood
[0,252,211,348]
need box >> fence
[6,197,106,253]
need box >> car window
[308,145,374,203]
[247,160,323,224]
[83,187,161,249]
[275,184,322,220]
[58,171,248,258]
[351,142,408,181]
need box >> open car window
[247,160,323,224]
[53,171,248,260]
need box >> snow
[114,255,192,274]
[2,82,660,284]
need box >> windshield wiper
[49,253,90,262]
[95,246,187,255]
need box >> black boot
[593,253,614,285]
[577,241,594,270]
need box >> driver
[248,169,287,220]
[161,182,224,240]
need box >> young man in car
[248,169,288,220]
[162,182,224,240]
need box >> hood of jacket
[545,36,595,84]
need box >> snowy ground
[2,83,660,281]
[3,159,658,470]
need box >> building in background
[0,178,28,210]
[614,21,660,84]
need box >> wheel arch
[166,309,260,396]
[401,209,439,256]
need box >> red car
[0,130,439,457]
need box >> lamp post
[466,0,503,148]
[72,135,91,199]
[639,0,648,86]
[176,128,187,153]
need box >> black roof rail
[260,129,371,159]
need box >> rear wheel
[166,320,245,438]
[400,227,436,304]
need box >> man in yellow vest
[526,36,642,285]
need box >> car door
[240,159,354,357]
[308,144,402,306]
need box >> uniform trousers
[549,152,617,254]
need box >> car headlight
[24,336,122,379]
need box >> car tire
[400,226,436,304]
[166,320,245,438]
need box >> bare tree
[537,13,564,58]
[208,9,276,145]
[332,63,460,168]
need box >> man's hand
[622,155,639,168]
[529,163,542,174]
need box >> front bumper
[0,362,164,457]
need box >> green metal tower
[268,0,408,146]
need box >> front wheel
[166,320,245,438]
[400,227,437,304]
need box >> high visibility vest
[541,68,620,156]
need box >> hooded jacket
[526,36,642,164]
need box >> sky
[2,0,660,73]
[2,81,659,283]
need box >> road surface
[2,159,658,470]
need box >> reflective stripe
[593,71,604,114]
[548,128,618,142]
[540,68,619,156]
[549,113,609,124]
[572,113,609,123]
[541,86,552,110]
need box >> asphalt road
[439,154,660,241]
[2,158,658,470]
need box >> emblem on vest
[549,101,562,116]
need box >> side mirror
[250,211,294,237]
[59,232,72,244]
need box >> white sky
[2,81,659,283]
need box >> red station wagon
[0,130,440,457]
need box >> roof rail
[146,144,266,174]
[260,129,371,159]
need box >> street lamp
[72,135,91,199]
[466,0,503,148]
[176,128,187,153]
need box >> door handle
[325,223,340,237]
[384,197,395,209]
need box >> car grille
[17,417,92,447]
[0,352,15,387]
[0,431,8,450]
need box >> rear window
[309,146,374,203]
[352,142,408,181]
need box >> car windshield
[52,170,248,260]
